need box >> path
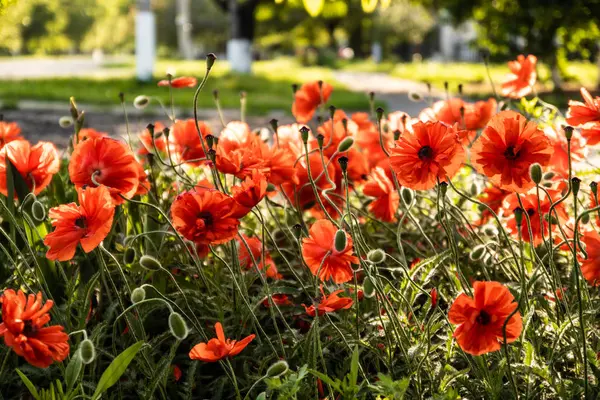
[0,56,130,79]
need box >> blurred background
[0,0,599,137]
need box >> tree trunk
[227,0,258,73]
[176,0,194,59]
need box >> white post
[136,0,155,81]
[227,39,252,73]
[371,42,382,64]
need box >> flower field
[0,52,599,399]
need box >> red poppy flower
[282,151,336,212]
[477,185,510,224]
[44,185,115,261]
[138,122,166,156]
[363,166,399,222]
[301,219,359,283]
[172,365,182,381]
[275,123,306,158]
[580,230,600,286]
[231,170,268,215]
[544,125,586,175]
[134,160,150,196]
[544,287,567,302]
[292,81,333,123]
[189,322,255,362]
[0,289,69,368]
[78,128,108,142]
[0,140,59,197]
[312,111,355,159]
[215,122,271,180]
[448,281,522,356]
[267,147,299,185]
[69,136,139,205]
[431,288,438,308]
[353,112,392,167]
[169,119,212,166]
[237,234,282,279]
[566,88,600,126]
[390,120,465,190]
[262,294,292,307]
[470,110,551,193]
[171,188,240,245]
[158,76,198,88]
[581,122,600,146]
[501,55,537,99]
[0,121,23,147]
[502,189,567,246]
[303,287,353,317]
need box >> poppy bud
[544,213,558,225]
[483,225,498,237]
[367,249,386,264]
[269,119,278,132]
[266,183,276,192]
[133,95,150,109]
[266,360,289,377]
[292,223,303,239]
[334,230,347,252]
[591,181,598,198]
[162,127,170,139]
[291,83,298,94]
[469,182,479,196]
[168,312,189,340]
[59,116,74,128]
[205,135,214,149]
[329,105,336,119]
[543,171,555,181]
[337,156,349,173]
[316,134,325,149]
[206,53,217,70]
[400,187,413,206]
[438,182,448,197]
[337,137,354,153]
[363,276,376,298]
[563,126,573,141]
[212,89,219,100]
[408,91,423,102]
[131,287,146,304]
[430,288,438,308]
[514,207,524,227]
[529,163,542,185]
[376,107,384,122]
[79,339,96,365]
[207,149,216,162]
[140,255,162,271]
[300,126,310,144]
[582,212,590,224]
[542,182,553,188]
[571,177,581,196]
[69,97,79,120]
[118,244,134,264]
[256,393,267,400]
[31,201,46,222]
[469,244,486,261]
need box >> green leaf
[92,341,144,400]
[16,369,41,400]
[308,369,340,392]
[65,352,83,394]
[349,346,359,387]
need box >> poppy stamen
[504,146,520,160]
[418,145,434,161]
[198,211,213,227]
[75,216,87,229]
[476,310,491,325]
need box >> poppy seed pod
[168,312,189,340]
[133,95,150,109]
[79,339,96,365]
[376,107,384,122]
[571,177,581,196]
[334,230,347,252]
[269,119,278,132]
[316,134,325,149]
[591,181,598,198]
[131,287,146,304]
[31,201,46,222]
[206,53,217,70]
[367,249,386,264]
[337,156,349,173]
[514,207,524,227]
[292,223,303,239]
[328,105,336,119]
[543,171,555,181]
[401,187,414,206]
[300,126,310,144]
[123,247,136,265]
[469,244,486,261]
[438,182,448,197]
[582,212,590,224]
[529,163,542,185]
[337,137,354,153]
[139,255,162,271]
[363,276,376,298]
[266,360,289,377]
[563,126,573,141]
[58,116,74,128]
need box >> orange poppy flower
[189,322,255,362]
[389,120,465,190]
[158,76,198,88]
[501,54,537,99]
[292,81,333,123]
[387,111,414,135]
[275,123,306,158]
[502,189,567,246]
[282,151,336,211]
[267,146,299,185]
[172,364,182,381]
[69,136,139,205]
[44,185,115,261]
[215,122,271,180]
[363,166,399,222]
[544,125,586,175]
[303,287,353,317]
[237,234,282,279]
[353,112,392,167]
[0,289,69,368]
[448,281,522,356]
[169,119,212,166]
[301,219,359,283]
[566,88,600,126]
[0,140,59,197]
[0,121,23,147]
[78,128,108,142]
[134,160,150,196]
[312,112,355,159]
[231,170,268,214]
[262,294,293,307]
[171,188,240,245]
[477,185,510,224]
[581,122,600,146]
[138,122,166,156]
[580,230,600,286]
[470,110,551,193]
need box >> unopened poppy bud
[329,105,336,119]
[162,127,170,139]
[571,177,581,196]
[146,124,155,137]
[256,393,267,400]
[469,182,479,196]
[563,126,573,141]
[134,95,150,109]
[269,119,278,132]
[582,212,590,224]
[59,116,74,128]
[430,288,438,308]
[266,360,289,377]
[469,244,486,261]
[168,312,189,340]
[206,53,217,70]
[376,107,384,122]
[483,225,498,236]
[291,83,298,94]
[334,230,347,252]
[292,223,303,239]
[367,248,386,264]
[544,213,558,225]
[266,183,276,192]
[529,163,542,185]
[542,181,553,188]
[458,83,463,95]
[394,129,401,141]
[212,89,219,100]
[131,287,146,304]
[316,134,325,149]
[300,126,310,144]
[31,201,46,222]
[69,97,79,119]
[337,137,354,153]
[79,339,96,365]
[543,171,555,181]
[123,247,136,265]
[337,156,349,173]
[438,182,448,197]
[514,207,524,227]
[140,255,162,271]
[591,181,598,198]
[205,135,214,149]
[363,276,376,298]
[408,91,423,102]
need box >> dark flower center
[198,211,213,227]
[23,320,36,336]
[527,208,535,217]
[504,146,520,160]
[476,310,491,325]
[418,146,434,161]
[75,217,87,229]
